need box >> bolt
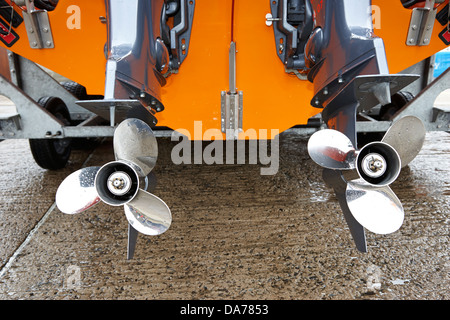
[46,41,52,47]
[32,41,37,47]
[369,158,383,171]
[412,25,417,30]
[181,43,186,50]
[42,27,48,33]
[279,44,284,52]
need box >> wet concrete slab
[0,131,448,300]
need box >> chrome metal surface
[113,118,158,177]
[307,129,357,170]
[346,181,404,235]
[104,0,166,105]
[55,166,101,215]
[124,189,172,236]
[382,116,426,168]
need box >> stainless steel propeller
[55,118,172,257]
[308,116,425,236]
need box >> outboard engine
[299,0,426,251]
[56,0,195,259]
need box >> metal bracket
[15,0,54,49]
[406,0,437,46]
[169,0,195,70]
[221,91,243,140]
[269,0,298,66]
[0,74,63,139]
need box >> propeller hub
[356,142,401,187]
[95,161,140,206]
[361,153,386,178]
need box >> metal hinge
[221,90,243,140]
[12,0,54,49]
[406,0,437,46]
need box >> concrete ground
[0,127,448,300]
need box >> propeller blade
[308,129,357,170]
[55,166,101,214]
[346,180,404,235]
[124,189,172,236]
[113,118,158,176]
[382,116,426,168]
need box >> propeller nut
[361,153,387,178]
[107,171,132,196]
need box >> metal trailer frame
[356,56,450,134]
[0,52,449,142]
[0,52,114,140]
